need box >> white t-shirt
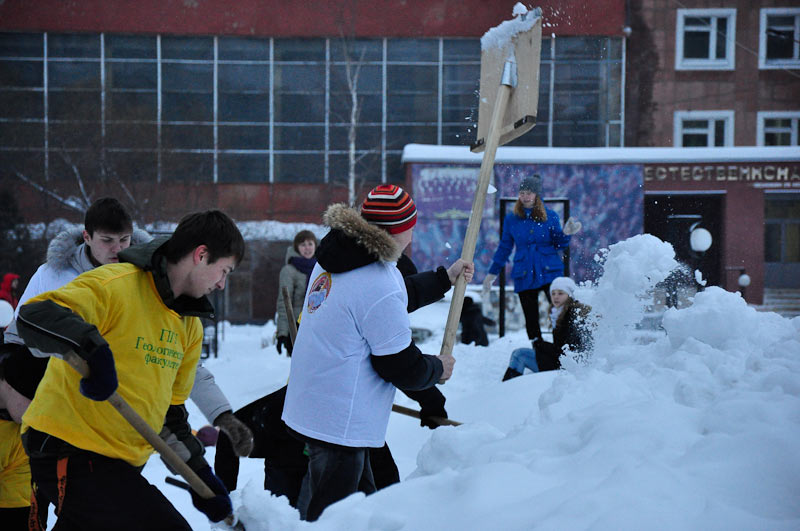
[282,260,411,448]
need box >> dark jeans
[518,284,552,340]
[296,443,376,522]
[28,443,191,530]
[0,507,30,531]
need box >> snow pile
[481,4,540,51]
[147,219,327,242]
[142,234,800,531]
[578,233,678,357]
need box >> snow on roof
[401,144,800,165]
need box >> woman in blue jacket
[483,175,581,341]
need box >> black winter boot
[502,367,523,381]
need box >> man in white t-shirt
[283,184,466,521]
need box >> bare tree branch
[57,150,92,209]
[14,172,86,214]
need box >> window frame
[759,8,800,69]
[673,110,735,147]
[757,111,800,146]
[675,8,737,71]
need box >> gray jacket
[275,246,312,337]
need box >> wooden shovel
[63,352,244,530]
[439,11,542,364]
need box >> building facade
[0,0,626,322]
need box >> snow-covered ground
[137,234,800,531]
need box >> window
[674,111,734,147]
[760,8,800,69]
[675,9,736,70]
[757,112,800,146]
[0,32,624,184]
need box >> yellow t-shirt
[22,263,202,467]
[0,419,30,508]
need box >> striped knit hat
[360,184,417,234]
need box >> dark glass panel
[162,92,213,121]
[107,91,157,120]
[105,35,156,59]
[48,34,100,58]
[161,36,213,60]
[0,91,43,118]
[162,152,213,181]
[218,37,270,61]
[219,93,269,122]
[106,62,157,89]
[387,39,438,62]
[0,33,43,57]
[273,153,324,182]
[218,125,269,150]
[162,124,213,149]
[218,153,268,182]
[0,60,44,87]
[273,125,324,150]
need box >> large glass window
[0,32,624,185]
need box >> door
[644,194,724,287]
[764,193,800,288]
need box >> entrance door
[764,193,800,288]
[644,194,724,287]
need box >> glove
[79,345,118,401]
[190,465,232,523]
[420,404,448,430]
[482,274,497,293]
[276,335,292,355]
[563,217,582,235]
[214,411,254,457]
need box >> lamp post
[689,222,712,291]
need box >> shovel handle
[282,286,299,345]
[63,351,241,527]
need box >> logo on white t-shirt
[307,272,332,314]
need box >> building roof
[401,144,800,164]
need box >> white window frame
[759,8,800,69]
[673,110,735,147]
[675,8,736,70]
[757,111,800,146]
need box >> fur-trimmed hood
[316,203,402,273]
[46,227,152,274]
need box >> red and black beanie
[360,184,417,234]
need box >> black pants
[28,443,191,530]
[518,284,552,340]
[0,507,30,531]
[214,386,400,506]
[296,443,376,522]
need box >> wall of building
[630,0,800,147]
[0,1,625,38]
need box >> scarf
[289,255,317,287]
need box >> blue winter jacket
[488,207,571,292]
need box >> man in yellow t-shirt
[16,210,245,530]
[0,343,47,529]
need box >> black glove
[419,403,448,429]
[79,345,118,401]
[190,465,232,523]
[214,411,254,457]
[276,336,293,355]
